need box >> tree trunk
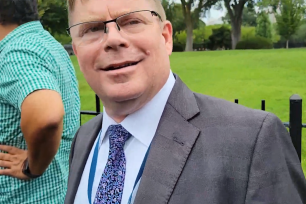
[286,40,289,49]
[224,0,245,50]
[231,19,242,49]
[185,10,193,51]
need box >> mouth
[103,60,141,71]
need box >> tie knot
[107,124,131,148]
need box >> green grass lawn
[71,48,306,173]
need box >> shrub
[53,33,72,45]
[173,43,185,52]
[208,26,232,50]
[236,36,273,49]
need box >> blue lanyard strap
[88,130,101,204]
[127,145,151,204]
[87,130,151,204]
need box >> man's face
[70,0,173,116]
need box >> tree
[222,5,258,27]
[38,0,68,36]
[291,20,306,43]
[180,0,218,51]
[275,0,305,48]
[162,1,205,39]
[220,0,258,49]
[256,11,272,39]
[162,0,185,36]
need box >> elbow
[21,109,65,141]
[41,113,64,131]
[35,110,64,133]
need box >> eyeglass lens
[69,11,158,47]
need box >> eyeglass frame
[66,10,163,36]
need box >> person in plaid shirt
[0,0,80,203]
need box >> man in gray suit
[65,0,306,203]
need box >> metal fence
[80,95,101,119]
[80,94,304,162]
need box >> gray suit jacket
[65,75,306,204]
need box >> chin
[110,91,143,103]
[105,82,145,102]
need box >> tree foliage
[207,26,232,50]
[174,27,206,45]
[162,1,185,36]
[291,20,306,42]
[38,0,68,36]
[275,0,305,48]
[256,11,272,39]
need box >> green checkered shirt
[0,21,80,203]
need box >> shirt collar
[101,70,176,147]
[0,21,43,52]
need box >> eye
[127,19,141,25]
[85,25,104,33]
[80,23,104,36]
[120,18,143,27]
[88,26,101,32]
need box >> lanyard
[87,130,151,204]
[87,130,102,204]
[127,145,151,204]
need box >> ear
[72,42,78,56]
[161,20,173,56]
[72,42,84,72]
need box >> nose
[102,23,129,52]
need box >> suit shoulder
[193,93,272,128]
[191,93,285,161]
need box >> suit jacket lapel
[134,76,201,204]
[65,114,103,204]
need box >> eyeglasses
[66,10,163,47]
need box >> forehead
[71,0,154,24]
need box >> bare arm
[20,89,64,175]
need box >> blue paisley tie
[93,124,131,204]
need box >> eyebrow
[79,15,107,23]
[80,9,137,23]
[113,9,134,18]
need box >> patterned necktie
[94,124,131,204]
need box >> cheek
[131,30,163,52]
[76,48,97,72]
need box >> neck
[104,98,147,123]
[0,24,19,41]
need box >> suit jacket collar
[65,114,103,204]
[167,74,200,121]
[133,74,201,204]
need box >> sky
[204,8,226,25]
